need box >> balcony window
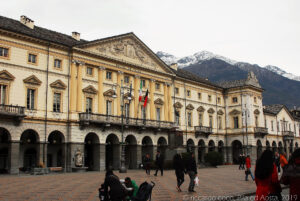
[209,115,213,127]
[233,116,239,129]
[198,113,203,126]
[106,71,112,80]
[0,85,7,104]
[0,47,9,58]
[28,53,37,64]
[156,107,161,121]
[53,93,61,112]
[54,59,62,69]
[187,112,192,127]
[86,97,92,113]
[27,89,35,110]
[106,100,112,115]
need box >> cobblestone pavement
[0,165,257,201]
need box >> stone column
[39,142,47,167]
[70,61,77,112]
[150,79,155,120]
[77,63,83,112]
[9,141,20,174]
[226,146,233,164]
[194,145,199,164]
[113,144,120,170]
[63,143,67,172]
[136,145,142,169]
[98,67,105,114]
[134,75,140,118]
[163,83,169,121]
[153,145,158,161]
[100,143,106,171]
[117,71,123,116]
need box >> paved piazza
[0,165,258,201]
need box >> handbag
[245,170,250,175]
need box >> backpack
[132,181,155,201]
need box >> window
[175,110,180,125]
[209,115,213,127]
[255,116,258,127]
[187,90,191,97]
[217,97,221,104]
[156,108,161,121]
[53,93,61,112]
[28,53,37,64]
[54,59,62,69]
[141,79,146,87]
[289,124,291,131]
[277,121,280,132]
[86,67,93,76]
[271,120,274,131]
[187,112,192,127]
[233,116,239,128]
[0,85,7,104]
[198,93,201,100]
[208,95,212,102]
[0,47,9,58]
[218,116,222,129]
[124,76,130,84]
[198,113,203,126]
[106,71,112,80]
[86,97,92,113]
[254,97,257,103]
[27,89,35,110]
[155,83,160,90]
[175,87,179,95]
[125,103,130,118]
[106,100,112,115]
[232,97,238,103]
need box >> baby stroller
[132,181,155,201]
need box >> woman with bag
[254,150,282,201]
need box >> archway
[20,129,40,172]
[272,141,277,153]
[257,140,262,159]
[106,134,120,170]
[47,131,65,168]
[142,136,153,162]
[125,135,137,169]
[198,140,205,163]
[232,140,243,164]
[266,141,271,150]
[278,141,283,154]
[84,133,100,171]
[0,128,10,174]
[157,137,168,156]
[208,140,215,152]
[187,139,195,154]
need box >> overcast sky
[1,0,299,75]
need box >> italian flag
[139,81,143,102]
[143,89,149,108]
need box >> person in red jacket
[254,150,282,201]
[245,155,254,181]
[280,153,288,170]
[281,148,300,201]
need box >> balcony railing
[0,104,26,121]
[79,113,173,130]
[254,127,268,138]
[282,131,294,140]
[194,126,213,138]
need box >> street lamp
[243,108,250,155]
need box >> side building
[0,15,299,174]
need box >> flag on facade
[139,81,143,102]
[128,84,132,101]
[143,89,149,108]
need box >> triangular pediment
[0,70,15,81]
[154,98,164,105]
[174,102,183,108]
[23,75,42,85]
[229,109,241,115]
[197,106,205,112]
[103,89,115,97]
[208,108,215,114]
[83,85,97,94]
[124,92,134,100]
[186,104,194,110]
[77,33,174,75]
[217,109,224,115]
[50,80,66,89]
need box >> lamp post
[243,108,250,155]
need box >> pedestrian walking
[245,155,255,181]
[242,154,246,169]
[103,170,127,201]
[274,152,281,176]
[254,150,282,201]
[186,153,197,192]
[281,148,300,201]
[280,153,288,170]
[173,153,185,192]
[238,154,243,170]
[144,154,151,175]
[154,151,164,176]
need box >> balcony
[0,104,26,123]
[282,131,294,141]
[254,127,268,138]
[194,126,213,138]
[79,113,173,131]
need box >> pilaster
[9,141,20,174]
[150,79,155,120]
[164,83,169,121]
[100,143,106,171]
[134,75,140,118]
[76,62,84,112]
[98,67,105,114]
[117,71,123,116]
[70,61,77,112]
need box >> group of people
[142,150,164,176]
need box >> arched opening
[272,141,277,153]
[20,129,39,172]
[0,128,10,174]
[257,140,262,159]
[232,140,243,164]
[84,133,100,171]
[157,137,168,156]
[208,140,215,152]
[47,131,65,168]
[266,141,271,150]
[142,136,153,162]
[106,134,120,170]
[187,139,195,154]
[125,135,137,169]
[278,142,283,154]
[198,140,205,163]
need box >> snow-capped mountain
[157,51,300,82]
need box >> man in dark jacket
[103,170,127,201]
[154,150,164,176]
[186,153,197,192]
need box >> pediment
[207,108,215,114]
[229,109,241,115]
[197,106,205,112]
[78,33,174,75]
[154,98,164,105]
[23,75,42,86]
[217,109,224,115]
[186,104,194,110]
[123,92,134,100]
[174,102,183,108]
[0,70,15,81]
[83,85,97,94]
[254,109,260,115]
[50,80,66,89]
[103,89,115,97]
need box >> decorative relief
[23,75,42,86]
[229,109,241,115]
[254,109,260,115]
[50,80,67,89]
[154,98,164,105]
[83,85,97,94]
[186,104,194,110]
[174,102,183,108]
[217,109,224,115]
[207,108,215,114]
[0,70,15,81]
[103,89,115,97]
[197,106,205,112]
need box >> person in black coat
[186,153,197,192]
[173,153,186,192]
[103,170,127,201]
[154,150,164,176]
[144,154,151,175]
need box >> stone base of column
[99,144,106,171]
[9,141,20,174]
